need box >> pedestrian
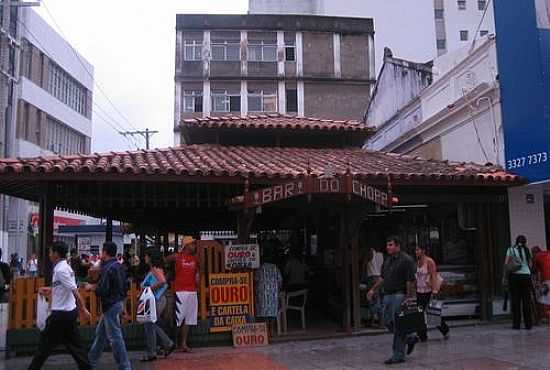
[414,244,449,341]
[531,246,550,321]
[166,236,199,352]
[505,235,533,330]
[361,246,384,327]
[368,236,418,365]
[86,242,132,370]
[27,253,39,278]
[140,248,175,362]
[0,249,10,302]
[255,247,283,337]
[28,241,92,370]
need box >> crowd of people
[3,231,548,368]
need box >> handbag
[395,302,424,336]
[426,299,444,328]
[504,247,522,274]
[136,287,157,323]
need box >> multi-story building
[2,8,94,261]
[173,14,375,144]
[249,0,495,71]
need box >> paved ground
[2,323,550,369]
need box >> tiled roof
[0,145,521,185]
[178,114,373,133]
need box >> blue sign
[493,0,550,183]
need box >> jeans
[28,309,91,370]
[144,295,173,358]
[88,301,132,370]
[416,292,449,340]
[383,293,410,361]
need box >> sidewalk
[2,323,549,369]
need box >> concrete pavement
[2,323,549,369]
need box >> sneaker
[384,358,405,365]
[406,336,419,355]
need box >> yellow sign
[208,273,252,332]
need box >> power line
[119,129,158,150]
[41,0,140,132]
[469,0,493,53]
[16,17,140,149]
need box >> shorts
[175,291,198,327]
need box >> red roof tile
[0,145,521,185]
[178,114,374,133]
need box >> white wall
[20,8,94,91]
[508,184,547,249]
[443,0,495,54]
[20,77,92,137]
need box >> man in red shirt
[532,246,550,309]
[167,236,199,352]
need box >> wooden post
[340,210,352,333]
[237,211,254,243]
[105,217,113,242]
[350,230,361,330]
[38,184,55,283]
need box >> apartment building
[2,8,94,261]
[174,14,375,144]
[249,0,495,70]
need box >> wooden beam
[38,184,55,283]
[106,217,113,242]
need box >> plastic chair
[286,289,308,330]
[276,292,287,335]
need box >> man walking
[28,241,91,370]
[368,236,418,365]
[86,242,131,370]
[167,236,199,352]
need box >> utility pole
[0,0,39,261]
[120,128,159,150]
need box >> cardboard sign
[225,244,260,270]
[208,273,252,333]
[232,323,269,348]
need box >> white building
[249,0,495,72]
[365,36,548,251]
[2,8,94,262]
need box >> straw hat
[182,236,195,246]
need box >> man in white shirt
[28,241,92,370]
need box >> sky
[34,0,248,153]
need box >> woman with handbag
[140,248,175,362]
[505,235,533,330]
[415,244,449,342]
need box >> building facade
[174,14,375,144]
[2,8,94,261]
[249,0,495,71]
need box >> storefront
[0,115,521,350]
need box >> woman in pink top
[415,244,449,342]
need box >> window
[286,89,297,113]
[478,0,487,10]
[183,90,203,113]
[434,9,444,19]
[458,0,466,10]
[436,39,447,50]
[460,30,469,41]
[248,89,277,112]
[248,41,277,62]
[46,117,86,155]
[480,30,489,37]
[47,62,88,116]
[184,40,202,61]
[211,32,241,61]
[285,46,295,61]
[211,90,240,112]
